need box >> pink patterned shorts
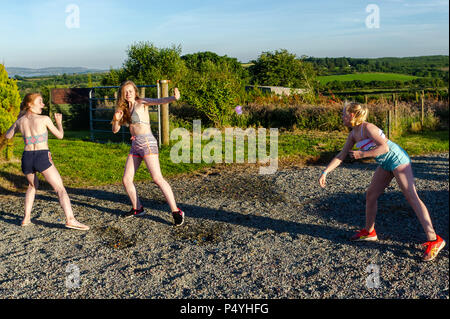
[129,134,159,157]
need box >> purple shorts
[129,134,159,157]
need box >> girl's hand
[54,113,63,125]
[173,88,180,101]
[113,110,123,122]
[319,172,327,188]
[348,150,363,160]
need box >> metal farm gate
[88,84,161,146]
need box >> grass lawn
[317,72,419,85]
[1,129,448,190]
[391,130,449,155]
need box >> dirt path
[0,153,448,298]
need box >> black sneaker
[172,208,185,226]
[122,206,145,218]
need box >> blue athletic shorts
[21,150,53,175]
[375,140,410,171]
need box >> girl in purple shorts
[111,81,184,226]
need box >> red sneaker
[350,228,378,241]
[422,235,446,262]
[123,206,145,219]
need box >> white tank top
[355,123,386,151]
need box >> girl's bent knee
[153,177,165,186]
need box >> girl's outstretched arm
[46,114,64,139]
[5,121,19,139]
[319,132,355,188]
[138,88,180,106]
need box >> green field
[317,72,419,85]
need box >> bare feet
[65,219,90,231]
[21,218,33,227]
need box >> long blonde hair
[113,80,140,125]
[19,93,41,118]
[345,102,368,126]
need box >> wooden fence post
[393,93,398,133]
[387,109,392,140]
[159,80,170,146]
[421,90,425,128]
[48,88,53,117]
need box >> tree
[249,49,317,89]
[179,60,244,126]
[122,41,187,86]
[182,51,249,83]
[0,64,21,159]
[101,68,124,87]
[249,49,318,103]
[101,41,188,97]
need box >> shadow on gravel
[0,210,24,226]
[162,202,439,260]
[410,155,449,182]
[310,189,449,243]
[0,210,66,229]
[0,172,169,219]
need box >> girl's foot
[122,206,145,218]
[350,228,378,241]
[65,219,90,231]
[21,219,33,227]
[423,235,446,262]
[172,208,185,226]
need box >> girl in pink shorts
[111,81,184,226]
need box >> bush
[0,64,21,158]
[179,61,244,127]
[0,65,21,133]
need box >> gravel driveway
[0,153,448,299]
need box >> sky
[0,0,448,69]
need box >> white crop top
[355,123,386,151]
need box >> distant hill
[5,67,108,77]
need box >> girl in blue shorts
[318,102,445,262]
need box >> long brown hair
[19,93,41,118]
[114,80,140,125]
